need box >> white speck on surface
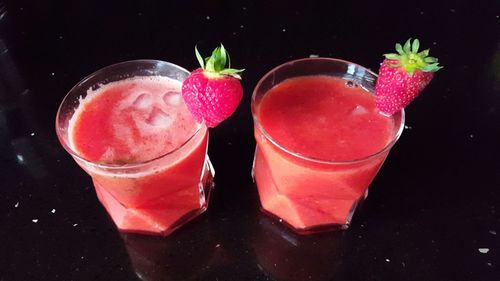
[242,6,247,10]
[385,258,390,262]
[16,154,24,163]
[433,41,437,45]
[450,8,456,13]
[14,201,19,208]
[279,219,283,222]
[402,261,406,267]
[487,262,492,266]
[496,15,499,18]
[73,223,78,227]
[32,219,38,223]
[206,15,210,20]
[469,134,474,138]
[51,72,55,76]
[240,25,244,28]
[420,11,424,15]
[81,256,84,259]
[404,125,413,129]
[30,132,35,136]
[282,28,286,32]
[478,248,490,254]
[489,230,497,235]
[215,243,221,248]
[309,54,319,58]
[51,209,56,214]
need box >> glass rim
[55,59,206,170]
[251,57,405,165]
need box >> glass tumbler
[56,60,214,236]
[251,58,404,234]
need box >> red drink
[56,60,214,236]
[252,58,404,233]
[69,77,200,165]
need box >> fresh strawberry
[181,44,244,128]
[375,38,442,115]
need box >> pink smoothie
[254,75,397,231]
[69,76,199,163]
[69,76,209,235]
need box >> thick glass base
[258,194,367,235]
[95,157,215,236]
[252,145,376,235]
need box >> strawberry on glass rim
[181,44,244,128]
[375,38,443,116]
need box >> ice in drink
[56,60,214,236]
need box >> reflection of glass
[0,39,24,101]
[252,58,404,234]
[0,2,5,21]
[0,5,48,180]
[120,219,217,281]
[253,214,344,281]
[56,60,214,236]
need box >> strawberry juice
[56,60,214,236]
[252,58,404,233]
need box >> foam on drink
[68,76,200,164]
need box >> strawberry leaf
[424,56,438,63]
[384,53,400,59]
[422,63,443,72]
[219,44,227,69]
[386,38,442,73]
[194,44,244,78]
[395,43,404,55]
[195,46,205,69]
[403,38,412,53]
[418,49,430,57]
[411,38,420,53]
[213,47,224,71]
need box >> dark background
[0,0,499,280]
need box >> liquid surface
[69,76,199,164]
[257,75,396,161]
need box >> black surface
[1,0,499,280]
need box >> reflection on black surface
[0,7,47,179]
[0,40,24,102]
[120,218,220,281]
[253,214,345,281]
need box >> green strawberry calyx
[195,44,244,79]
[384,38,443,75]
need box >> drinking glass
[251,58,404,234]
[56,60,214,236]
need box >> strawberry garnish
[181,44,244,128]
[375,38,442,115]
